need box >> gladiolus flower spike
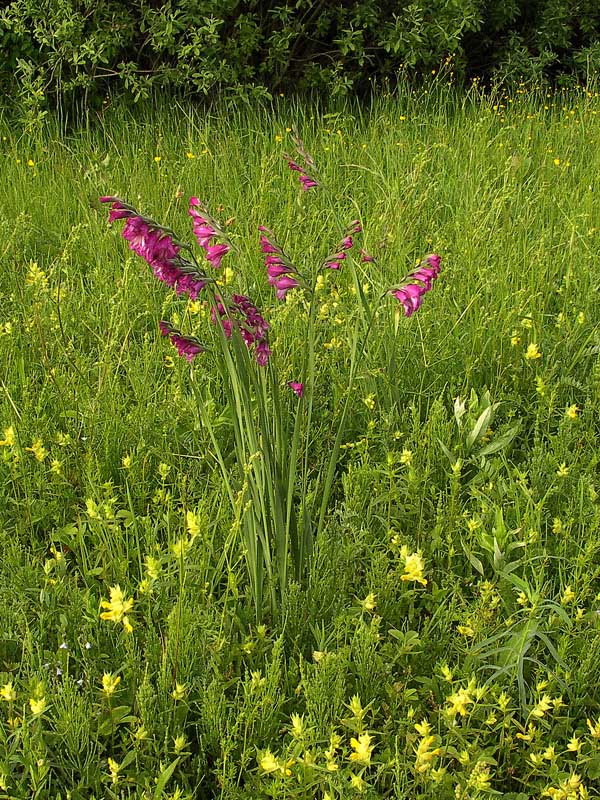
[101,196,210,300]
[188,197,231,269]
[259,225,304,301]
[159,321,206,362]
[389,254,441,317]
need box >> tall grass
[1,84,600,798]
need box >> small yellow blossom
[186,510,200,538]
[186,151,195,159]
[0,682,16,702]
[567,735,582,753]
[360,592,377,612]
[50,459,62,475]
[532,694,552,718]
[566,404,579,420]
[100,585,134,632]
[173,734,188,753]
[415,720,432,736]
[290,713,305,739]
[587,718,600,738]
[259,750,292,776]
[446,687,473,717]
[414,734,440,772]
[553,158,561,166]
[511,331,521,346]
[312,650,325,663]
[363,394,375,411]
[154,155,161,163]
[457,624,475,637]
[349,773,366,791]
[172,537,191,559]
[525,343,542,360]
[0,426,15,447]
[543,745,557,761]
[145,555,161,581]
[399,448,413,465]
[25,438,47,461]
[349,732,374,764]
[29,697,46,715]
[107,757,120,784]
[557,462,569,478]
[516,723,536,742]
[27,158,35,167]
[440,664,453,682]
[172,682,187,701]
[561,585,576,604]
[122,454,132,469]
[400,546,427,586]
[349,695,365,720]
[101,672,121,697]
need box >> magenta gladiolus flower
[159,321,205,362]
[205,243,229,270]
[389,254,441,317]
[323,252,346,270]
[299,174,318,191]
[340,236,353,250]
[288,381,304,398]
[360,248,375,263]
[210,294,271,365]
[259,226,304,301]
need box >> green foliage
[1,90,600,796]
[2,0,600,109]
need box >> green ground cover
[1,85,600,798]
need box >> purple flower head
[340,236,353,251]
[189,197,218,249]
[205,243,230,270]
[388,253,442,317]
[360,248,375,263]
[287,159,303,173]
[255,340,272,367]
[288,381,304,398]
[300,174,318,191]
[323,252,347,270]
[391,283,425,317]
[348,220,362,233]
[275,275,300,300]
[159,320,205,362]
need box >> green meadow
[1,85,600,798]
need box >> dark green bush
[1,0,599,109]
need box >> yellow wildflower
[0,426,15,447]
[185,151,195,159]
[101,672,121,697]
[25,438,47,461]
[400,546,427,586]
[349,732,374,765]
[186,510,200,539]
[290,713,305,739]
[414,734,440,773]
[399,448,413,465]
[415,720,432,736]
[312,650,325,663]
[172,537,191,559]
[349,773,366,792]
[561,585,576,604]
[557,462,569,478]
[349,695,365,720]
[145,554,161,581]
[100,585,134,632]
[457,624,475,636]
[587,718,600,738]
[29,697,46,715]
[122,454,132,469]
[258,750,292,776]
[566,404,579,420]
[532,694,552,718]
[107,757,120,784]
[525,343,542,360]
[172,682,187,701]
[567,735,582,753]
[543,745,557,761]
[363,394,375,411]
[173,734,188,753]
[360,592,377,612]
[0,682,16,702]
[446,687,473,718]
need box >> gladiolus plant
[101,135,441,619]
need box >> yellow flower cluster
[100,585,134,633]
[399,546,427,585]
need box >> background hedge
[2,0,600,107]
